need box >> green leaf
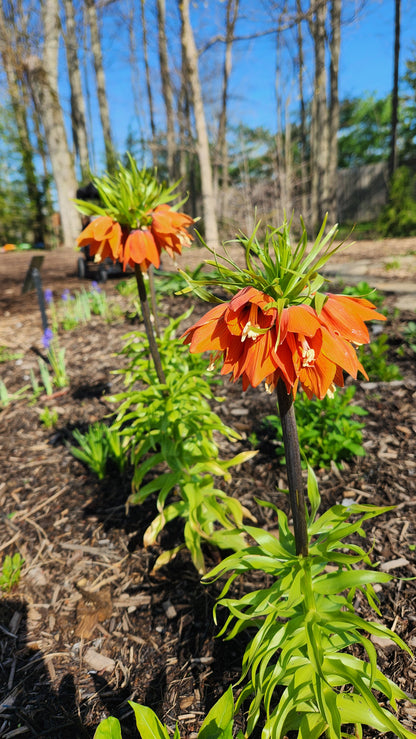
[93,716,122,739]
[129,702,170,739]
[198,686,234,739]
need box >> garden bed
[0,244,416,738]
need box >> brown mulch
[0,244,416,738]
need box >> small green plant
[357,332,402,382]
[38,406,59,429]
[0,345,23,362]
[108,311,256,573]
[0,380,29,407]
[37,337,69,394]
[384,258,401,271]
[205,470,416,738]
[403,320,416,353]
[94,686,242,738]
[0,553,24,592]
[378,165,416,237]
[264,385,367,468]
[71,422,127,479]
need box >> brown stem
[134,264,166,385]
[148,266,161,338]
[276,378,308,557]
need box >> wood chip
[84,648,115,673]
[380,557,410,572]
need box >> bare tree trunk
[62,0,90,180]
[296,0,308,218]
[389,0,401,179]
[126,0,144,146]
[179,0,219,247]
[25,0,80,247]
[141,0,156,152]
[85,0,115,172]
[309,0,328,231]
[214,0,239,219]
[0,2,47,245]
[328,0,341,223]
[157,0,176,180]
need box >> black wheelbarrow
[76,244,125,283]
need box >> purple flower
[44,288,53,304]
[61,289,72,301]
[91,281,101,292]
[42,328,54,350]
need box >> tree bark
[141,0,156,148]
[0,3,47,245]
[328,0,341,223]
[85,0,115,172]
[179,0,219,248]
[24,0,80,248]
[214,0,239,219]
[62,0,90,181]
[309,1,329,231]
[157,0,176,180]
[296,0,308,218]
[389,0,401,179]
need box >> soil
[0,239,416,739]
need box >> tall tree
[157,0,176,180]
[328,0,341,223]
[141,0,156,150]
[85,0,116,172]
[214,0,239,218]
[62,0,90,180]
[389,0,401,179]
[309,0,329,230]
[0,2,47,245]
[25,0,80,247]
[179,0,219,247]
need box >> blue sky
[56,0,416,172]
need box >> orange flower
[122,229,161,271]
[150,204,194,258]
[318,294,386,345]
[3,243,16,251]
[183,286,385,400]
[77,216,124,263]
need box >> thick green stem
[134,265,166,385]
[276,378,308,557]
[148,266,161,338]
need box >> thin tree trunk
[179,0,219,248]
[141,0,156,149]
[296,0,308,218]
[328,0,341,223]
[85,0,115,172]
[62,0,90,180]
[0,3,46,245]
[389,0,401,179]
[214,0,239,219]
[309,1,328,231]
[25,0,80,248]
[126,0,144,147]
[157,0,176,180]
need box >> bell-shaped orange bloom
[183,286,385,400]
[77,216,124,263]
[318,293,386,345]
[150,204,194,258]
[3,243,16,251]
[122,229,161,271]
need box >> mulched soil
[0,243,416,738]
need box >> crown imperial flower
[75,157,194,272]
[181,219,386,399]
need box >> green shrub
[264,386,367,469]
[378,166,416,237]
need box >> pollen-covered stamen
[301,338,315,367]
[326,382,336,399]
[241,320,261,342]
